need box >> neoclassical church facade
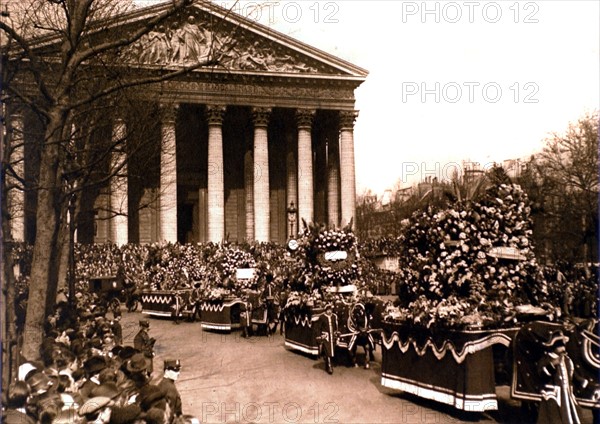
[8,1,367,246]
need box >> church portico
[100,102,360,245]
[10,1,366,246]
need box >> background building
[7,1,367,245]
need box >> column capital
[252,107,272,127]
[160,103,179,124]
[339,110,359,130]
[206,105,226,126]
[296,108,315,129]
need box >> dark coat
[133,328,155,374]
[316,312,338,358]
[157,377,182,417]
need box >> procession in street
[1,0,599,423]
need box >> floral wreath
[298,220,361,290]
[315,249,357,273]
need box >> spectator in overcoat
[133,320,155,375]
[157,359,183,421]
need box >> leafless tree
[0,0,240,362]
[519,111,599,266]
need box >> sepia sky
[139,0,600,196]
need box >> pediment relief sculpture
[120,13,323,74]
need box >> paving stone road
[120,311,593,424]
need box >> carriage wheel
[109,298,121,312]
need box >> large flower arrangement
[207,244,260,297]
[214,245,257,279]
[282,289,324,318]
[143,242,200,290]
[390,183,551,330]
[295,221,361,292]
[205,287,233,302]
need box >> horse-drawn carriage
[141,287,199,321]
[284,284,383,368]
[199,268,256,332]
[246,277,281,336]
[377,245,599,415]
[379,315,600,414]
[283,222,385,367]
[199,298,244,331]
[89,275,123,311]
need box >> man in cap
[133,319,155,375]
[157,359,183,420]
[316,303,339,375]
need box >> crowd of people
[5,189,598,423]
[3,291,186,424]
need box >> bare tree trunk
[2,107,19,384]
[1,220,18,387]
[21,117,64,361]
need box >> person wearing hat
[536,331,586,424]
[137,384,169,424]
[25,370,54,396]
[133,320,155,375]
[261,273,279,336]
[239,296,253,338]
[2,381,37,424]
[80,356,108,399]
[18,362,39,382]
[110,316,123,346]
[120,353,151,404]
[79,396,113,423]
[125,353,149,377]
[88,383,142,424]
[316,303,339,375]
[157,359,183,420]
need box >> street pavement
[120,311,593,424]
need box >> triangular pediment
[98,2,367,80]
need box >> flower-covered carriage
[198,267,255,331]
[381,182,600,415]
[141,288,196,318]
[283,222,384,365]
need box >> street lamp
[287,201,297,238]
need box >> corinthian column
[244,147,254,241]
[252,107,271,242]
[327,137,340,228]
[296,109,315,229]
[339,110,358,229]
[110,119,128,245]
[159,104,178,242]
[286,132,297,237]
[206,105,226,243]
